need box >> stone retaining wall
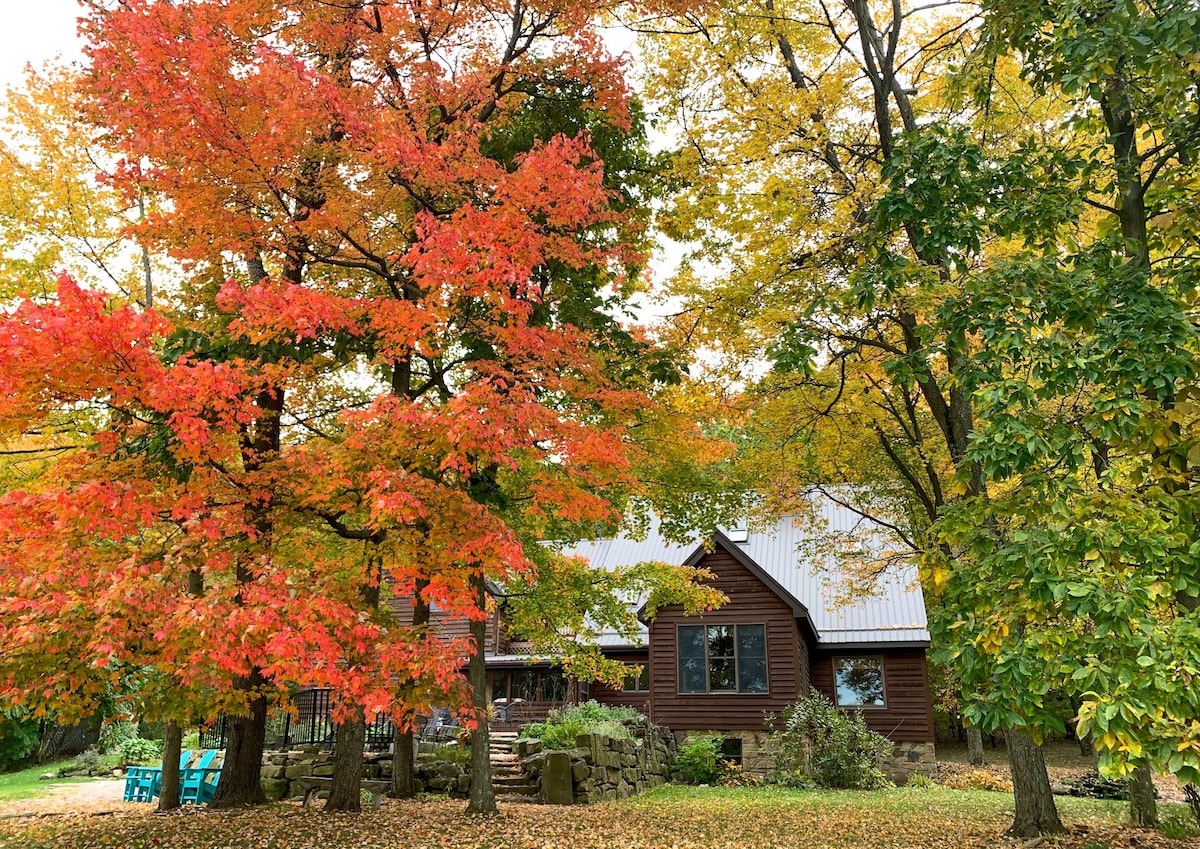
[517,726,675,805]
[258,743,470,801]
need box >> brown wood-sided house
[400,498,936,777]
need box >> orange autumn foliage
[0,0,722,741]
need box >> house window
[621,664,649,692]
[511,669,539,702]
[720,737,743,765]
[834,657,885,708]
[542,668,568,702]
[677,624,768,694]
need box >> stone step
[493,774,533,785]
[496,794,541,804]
[494,783,540,796]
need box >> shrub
[117,736,163,766]
[98,721,140,755]
[673,732,725,784]
[769,694,892,790]
[0,710,40,770]
[773,768,817,790]
[70,748,101,775]
[905,773,935,788]
[520,701,636,750]
[941,769,1013,793]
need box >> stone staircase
[489,731,539,803]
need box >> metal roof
[554,496,930,648]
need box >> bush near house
[769,694,893,790]
[520,701,640,750]
[673,732,726,785]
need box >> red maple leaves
[0,0,688,732]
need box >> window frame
[676,623,769,695]
[832,655,887,710]
[621,664,650,693]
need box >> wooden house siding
[386,592,503,652]
[810,648,933,742]
[647,547,805,731]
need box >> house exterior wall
[386,590,504,652]
[809,648,934,743]
[646,545,805,731]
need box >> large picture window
[834,657,885,707]
[678,624,768,694]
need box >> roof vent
[724,521,749,544]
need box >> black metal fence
[199,689,395,751]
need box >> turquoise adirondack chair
[124,750,192,803]
[179,750,221,805]
[194,755,223,805]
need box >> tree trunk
[1004,728,1064,838]
[465,577,496,814]
[208,679,267,808]
[1129,763,1158,827]
[392,727,416,799]
[326,712,366,812]
[1077,729,1096,761]
[965,726,984,766]
[1183,783,1200,827]
[392,577,430,799]
[157,722,182,811]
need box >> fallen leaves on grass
[0,787,1193,849]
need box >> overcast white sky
[0,1,84,92]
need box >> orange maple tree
[0,0,720,812]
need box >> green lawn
[0,784,1195,849]
[0,761,88,802]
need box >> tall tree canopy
[0,0,727,812]
[641,0,1200,834]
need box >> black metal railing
[198,689,395,751]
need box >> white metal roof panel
[553,496,929,647]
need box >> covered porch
[486,659,578,732]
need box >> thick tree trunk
[157,722,182,811]
[392,728,416,799]
[208,679,267,808]
[326,712,366,812]
[966,726,984,766]
[1004,728,1064,838]
[1129,763,1158,827]
[465,577,496,814]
